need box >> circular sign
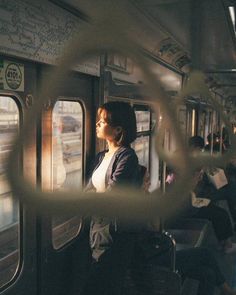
[5,63,22,90]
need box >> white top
[92,152,115,193]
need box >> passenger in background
[226,158,236,184]
[189,136,236,254]
[221,127,230,150]
[204,132,226,154]
[192,135,236,231]
[148,246,236,295]
[82,101,140,295]
[166,136,236,254]
[225,159,236,228]
[136,163,236,295]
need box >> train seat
[124,266,182,295]
[124,231,199,295]
[166,218,218,249]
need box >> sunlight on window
[229,7,235,33]
[0,96,19,287]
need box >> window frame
[133,104,152,170]
[50,98,85,250]
[0,94,23,290]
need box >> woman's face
[96,110,119,141]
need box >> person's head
[96,101,137,146]
[188,136,204,151]
[207,133,218,144]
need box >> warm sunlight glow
[229,6,236,32]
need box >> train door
[0,60,37,295]
[40,68,98,295]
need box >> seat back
[124,265,181,295]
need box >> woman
[82,101,140,295]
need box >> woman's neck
[106,141,120,154]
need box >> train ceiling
[54,0,236,103]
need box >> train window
[229,6,236,33]
[132,106,151,169]
[0,96,20,287]
[52,100,83,249]
[234,124,236,134]
[135,110,151,132]
[132,135,150,167]
[199,110,207,139]
[186,107,196,138]
[191,109,196,136]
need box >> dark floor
[207,207,236,294]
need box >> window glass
[133,107,151,169]
[135,110,150,132]
[0,96,19,287]
[52,100,83,249]
[132,135,150,168]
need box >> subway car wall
[0,1,236,295]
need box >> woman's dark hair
[188,136,204,149]
[98,101,137,146]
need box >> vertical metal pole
[220,124,223,154]
[162,129,170,194]
[219,96,224,154]
[162,161,166,194]
[98,53,107,152]
[164,231,176,272]
[210,110,214,155]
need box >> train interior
[0,0,236,294]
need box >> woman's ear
[116,126,122,134]
[114,126,124,144]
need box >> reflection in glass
[0,96,19,287]
[52,101,83,249]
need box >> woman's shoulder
[115,146,137,158]
[96,149,108,158]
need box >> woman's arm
[107,150,139,191]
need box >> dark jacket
[85,146,140,261]
[85,146,140,192]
